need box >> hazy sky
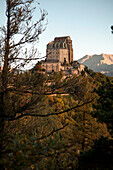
[0,0,113,60]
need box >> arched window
[63,43,66,48]
[53,44,55,48]
[56,43,58,48]
[60,43,63,48]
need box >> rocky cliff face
[78,54,113,76]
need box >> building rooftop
[54,36,71,41]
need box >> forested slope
[1,69,113,169]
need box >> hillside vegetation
[0,1,113,169]
[1,68,113,169]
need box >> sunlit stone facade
[42,36,73,73]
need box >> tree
[77,77,113,169]
[111,25,113,33]
[0,0,47,164]
[63,77,109,152]
[1,2,110,168]
[93,78,113,137]
[77,137,113,169]
[0,3,89,167]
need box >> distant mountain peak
[78,53,113,76]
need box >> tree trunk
[0,92,5,169]
[0,1,10,168]
[82,111,85,151]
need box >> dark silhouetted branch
[8,56,46,61]
[4,99,94,121]
[37,123,68,140]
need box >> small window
[56,43,58,48]
[63,43,66,48]
[64,58,66,63]
[60,43,63,48]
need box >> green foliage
[77,77,113,169]
[2,90,109,169]
[93,78,113,136]
[84,66,95,77]
[1,65,111,169]
[84,65,107,85]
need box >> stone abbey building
[41,36,73,72]
[41,36,84,74]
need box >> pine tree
[0,0,47,165]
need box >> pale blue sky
[0,0,113,60]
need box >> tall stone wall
[46,36,73,64]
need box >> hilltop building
[46,36,73,64]
[41,36,84,75]
[41,36,73,72]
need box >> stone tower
[41,36,74,73]
[46,36,73,64]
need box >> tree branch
[4,99,94,121]
[8,56,46,61]
[37,123,68,140]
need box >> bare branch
[4,99,94,121]
[8,56,46,61]
[37,123,69,140]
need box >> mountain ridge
[77,53,113,76]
